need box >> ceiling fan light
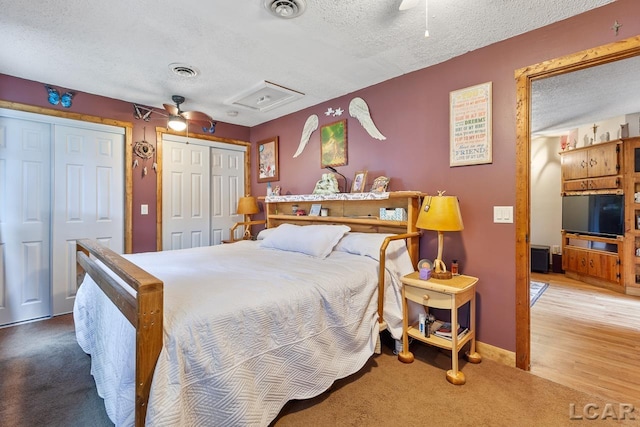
[168,115,187,131]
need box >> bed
[74,191,424,426]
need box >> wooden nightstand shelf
[398,272,481,385]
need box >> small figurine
[312,173,340,194]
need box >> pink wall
[1,0,638,351]
[249,0,640,351]
[0,74,250,253]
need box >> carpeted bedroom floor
[1,314,635,426]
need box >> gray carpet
[0,315,112,427]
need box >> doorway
[515,36,640,369]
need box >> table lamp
[415,191,464,279]
[236,196,260,239]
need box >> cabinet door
[563,180,588,192]
[561,150,589,180]
[565,247,588,274]
[587,143,619,178]
[588,251,620,283]
[587,176,621,190]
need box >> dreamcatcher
[133,128,156,176]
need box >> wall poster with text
[450,82,492,167]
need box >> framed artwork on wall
[449,81,492,167]
[257,136,279,182]
[320,119,348,168]
[351,170,367,193]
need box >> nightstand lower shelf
[398,273,482,385]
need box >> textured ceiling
[0,0,618,128]
[532,55,640,135]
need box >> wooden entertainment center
[560,136,640,295]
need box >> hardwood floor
[530,272,640,405]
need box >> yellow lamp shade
[416,194,464,232]
[237,196,259,215]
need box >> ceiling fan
[133,95,217,133]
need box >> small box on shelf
[379,207,407,221]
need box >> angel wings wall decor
[292,97,386,158]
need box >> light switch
[141,204,148,215]
[493,206,513,223]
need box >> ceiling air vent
[264,0,306,19]
[168,63,199,78]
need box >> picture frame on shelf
[257,136,279,182]
[370,176,390,192]
[320,119,348,168]
[351,170,368,193]
[309,204,322,216]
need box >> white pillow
[256,228,276,240]
[334,232,415,275]
[259,224,350,258]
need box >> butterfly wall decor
[45,85,74,108]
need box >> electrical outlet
[141,204,148,215]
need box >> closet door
[161,135,247,248]
[211,145,246,244]
[0,117,52,325]
[162,139,211,250]
[51,124,124,315]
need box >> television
[561,194,624,237]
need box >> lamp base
[432,271,453,279]
[432,258,452,279]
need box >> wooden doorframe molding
[514,36,640,370]
[0,100,134,253]
[155,129,251,251]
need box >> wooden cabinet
[561,141,621,193]
[623,137,640,296]
[563,243,620,284]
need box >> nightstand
[398,272,481,385]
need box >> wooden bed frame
[75,191,424,426]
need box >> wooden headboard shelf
[263,191,425,266]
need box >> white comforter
[74,238,412,426]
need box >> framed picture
[351,170,367,193]
[370,176,390,192]
[309,203,322,216]
[449,81,492,167]
[257,136,279,182]
[320,119,348,168]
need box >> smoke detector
[264,0,306,19]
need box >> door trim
[155,128,251,251]
[515,35,640,370]
[0,100,134,253]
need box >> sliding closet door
[0,117,52,325]
[161,135,247,248]
[162,138,211,250]
[51,124,124,315]
[211,145,245,244]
